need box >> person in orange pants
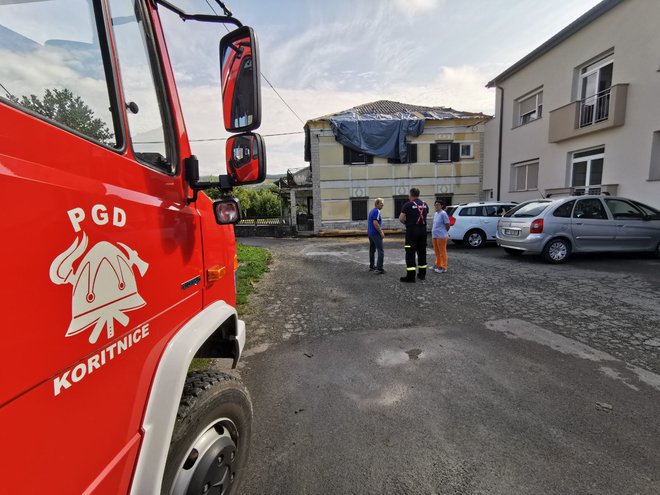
[432,199,450,273]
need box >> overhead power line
[261,73,305,125]
[190,131,304,142]
[133,130,304,145]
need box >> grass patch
[235,242,271,313]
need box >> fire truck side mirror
[213,197,242,225]
[226,132,266,185]
[220,26,261,133]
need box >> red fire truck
[0,1,265,493]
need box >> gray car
[496,195,660,263]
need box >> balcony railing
[545,184,619,197]
[579,88,611,128]
[548,84,628,143]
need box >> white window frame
[577,54,613,127]
[570,147,604,193]
[578,54,613,100]
[516,89,543,126]
[510,160,539,192]
[460,143,473,158]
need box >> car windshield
[504,201,551,218]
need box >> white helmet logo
[49,232,149,344]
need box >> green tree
[11,88,113,143]
[204,176,221,200]
[202,184,280,218]
[253,188,280,217]
[234,187,253,215]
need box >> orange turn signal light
[207,265,227,282]
[234,254,239,270]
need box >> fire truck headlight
[213,197,242,225]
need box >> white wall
[488,0,660,206]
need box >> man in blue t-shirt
[367,198,385,273]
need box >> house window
[393,196,408,218]
[435,194,453,207]
[571,147,604,194]
[578,54,613,127]
[460,144,473,158]
[430,142,460,162]
[510,160,539,192]
[516,90,543,126]
[351,198,368,220]
[388,143,418,163]
[344,146,373,165]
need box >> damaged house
[304,100,490,233]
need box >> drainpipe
[496,85,504,201]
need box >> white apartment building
[483,0,660,207]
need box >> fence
[238,217,284,226]
[235,216,295,237]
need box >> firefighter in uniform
[398,187,429,283]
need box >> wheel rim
[548,241,567,261]
[468,232,483,247]
[171,418,240,495]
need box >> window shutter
[394,196,407,217]
[409,144,417,163]
[451,143,461,162]
[430,143,438,162]
[343,146,351,164]
[351,199,368,220]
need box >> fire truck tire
[162,371,253,495]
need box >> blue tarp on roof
[325,110,424,162]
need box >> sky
[161,0,602,176]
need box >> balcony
[548,84,628,143]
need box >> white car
[448,201,518,248]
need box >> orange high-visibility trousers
[432,237,448,270]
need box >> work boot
[399,271,416,283]
[417,268,427,281]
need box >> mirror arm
[185,155,235,204]
[156,0,242,27]
[227,42,244,57]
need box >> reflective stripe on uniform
[418,265,428,269]
[406,267,416,271]
[404,245,411,248]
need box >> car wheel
[464,229,486,249]
[542,238,571,263]
[503,248,523,256]
[162,371,252,495]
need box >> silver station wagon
[496,195,660,263]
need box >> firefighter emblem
[49,232,149,344]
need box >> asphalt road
[221,237,660,495]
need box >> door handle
[575,222,583,226]
[616,224,624,227]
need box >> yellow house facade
[305,101,490,233]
